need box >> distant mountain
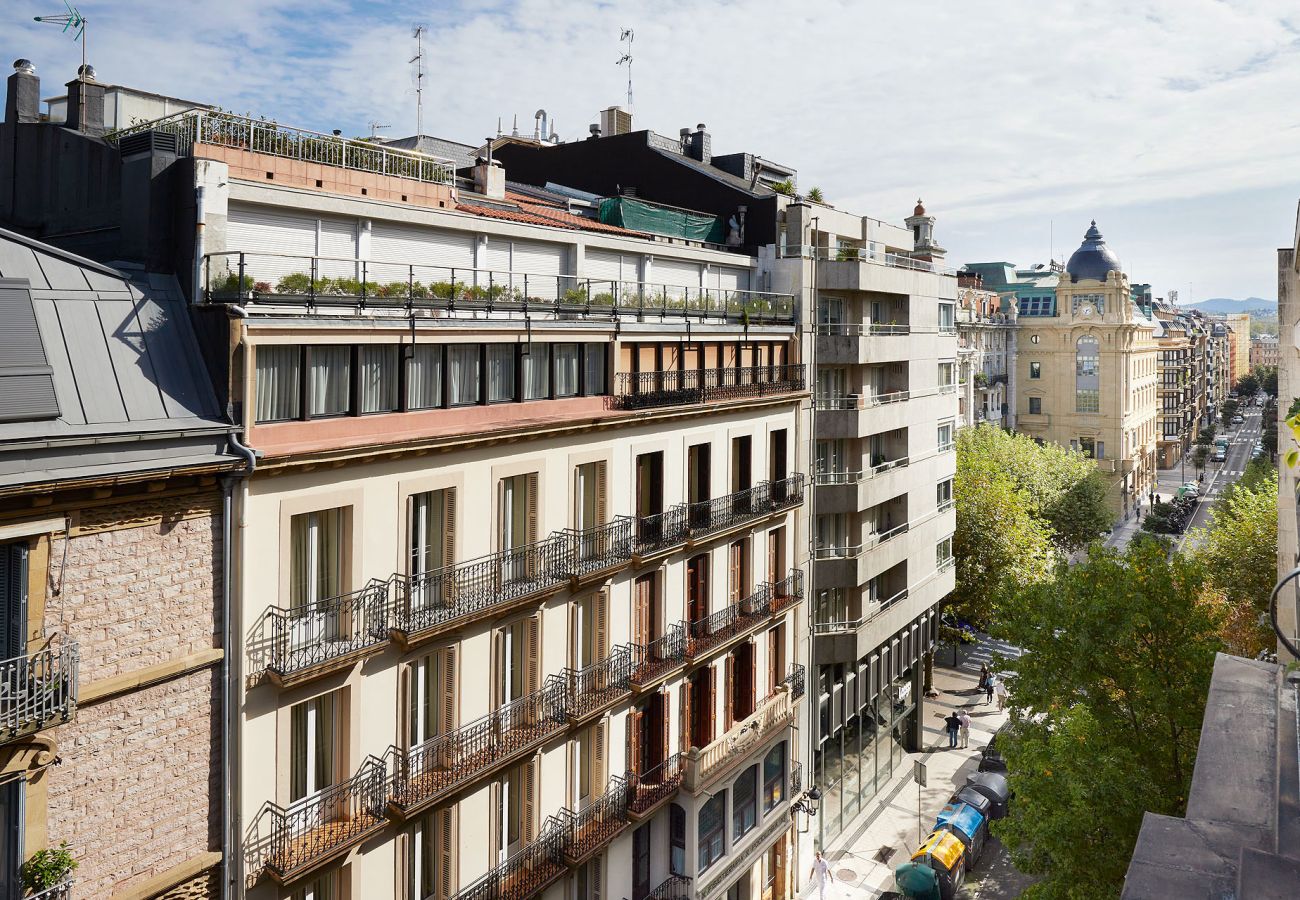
[1180,297,1277,316]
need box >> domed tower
[905,199,946,261]
[1060,220,1131,324]
[1065,220,1122,283]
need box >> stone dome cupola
[1066,220,1122,283]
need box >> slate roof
[0,226,236,490]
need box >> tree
[1192,443,1210,476]
[1042,469,1112,552]
[1262,366,1278,398]
[1192,467,1278,657]
[1221,398,1240,429]
[1236,371,1260,398]
[1141,499,1179,534]
[1196,425,1216,446]
[992,539,1225,899]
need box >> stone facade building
[1251,333,1279,370]
[1012,222,1160,517]
[955,277,1016,430]
[0,227,238,898]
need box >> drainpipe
[222,431,257,900]
[193,184,206,305]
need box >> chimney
[473,158,506,200]
[66,65,106,135]
[687,123,710,164]
[5,59,40,126]
[588,123,601,140]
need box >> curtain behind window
[407,345,443,410]
[555,344,579,397]
[255,346,301,422]
[584,345,606,394]
[309,347,351,416]
[448,346,480,405]
[522,348,549,400]
[487,345,516,402]
[359,346,398,413]
[290,693,337,802]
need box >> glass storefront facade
[812,612,935,844]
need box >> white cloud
[3,0,1296,297]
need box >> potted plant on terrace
[21,841,77,895]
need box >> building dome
[1065,220,1121,282]
[914,198,926,217]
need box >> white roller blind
[511,239,565,276]
[585,249,632,283]
[370,223,476,279]
[651,258,701,288]
[226,205,318,285]
[318,217,357,279]
[712,266,751,293]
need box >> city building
[1207,320,1231,426]
[1276,212,1300,662]
[1011,222,1160,517]
[0,225,238,897]
[955,274,1017,430]
[1218,313,1252,387]
[1250,333,1279,370]
[1155,309,1192,469]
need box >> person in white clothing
[810,849,834,898]
[994,676,1009,711]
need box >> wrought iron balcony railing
[612,365,805,411]
[791,760,803,796]
[453,814,569,900]
[558,775,631,864]
[263,583,390,684]
[629,751,685,818]
[385,535,568,646]
[558,517,634,580]
[761,473,805,512]
[27,879,73,900]
[646,875,694,900]
[766,569,805,615]
[784,663,807,701]
[264,758,387,882]
[561,648,633,723]
[387,680,567,818]
[632,506,689,558]
[627,624,687,689]
[0,640,78,741]
[686,588,770,659]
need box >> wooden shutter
[679,681,693,753]
[658,691,669,765]
[706,665,717,743]
[522,757,538,843]
[593,854,604,900]
[442,489,457,571]
[749,639,758,713]
[725,655,736,730]
[627,707,643,776]
[729,542,743,605]
[398,663,412,752]
[525,616,540,695]
[596,461,608,525]
[436,804,458,899]
[594,715,608,787]
[634,576,651,646]
[594,590,608,660]
[440,644,458,736]
[525,473,539,545]
[395,830,410,900]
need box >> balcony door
[769,429,788,483]
[688,443,711,526]
[572,591,607,671]
[686,555,709,627]
[768,624,786,694]
[496,758,537,861]
[574,462,608,561]
[727,640,756,726]
[731,436,752,495]
[633,574,659,649]
[290,692,341,807]
[404,807,456,900]
[289,508,346,654]
[688,666,715,749]
[728,539,750,606]
[498,473,538,583]
[635,451,664,542]
[407,645,456,750]
[0,542,27,662]
[495,616,540,710]
[409,489,455,611]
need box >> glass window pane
[523,347,549,400]
[255,345,301,422]
[555,344,580,397]
[448,345,480,405]
[487,345,516,402]
[407,345,443,410]
[308,346,350,417]
[585,344,606,394]
[359,345,399,413]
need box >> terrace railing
[686,588,771,659]
[780,242,959,276]
[388,680,567,817]
[784,663,807,701]
[562,649,633,722]
[558,517,634,580]
[0,640,78,740]
[108,110,456,185]
[558,775,631,864]
[766,569,805,615]
[265,758,387,881]
[612,365,805,410]
[628,751,686,818]
[646,875,694,900]
[626,624,687,688]
[632,507,689,558]
[27,881,74,900]
[263,583,390,683]
[452,815,569,900]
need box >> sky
[4,0,1299,301]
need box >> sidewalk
[801,637,1020,899]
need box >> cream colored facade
[1223,313,1252,386]
[1276,213,1299,661]
[194,149,812,900]
[1252,334,1280,369]
[1014,243,1159,517]
[955,283,1016,430]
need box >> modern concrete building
[0,227,238,898]
[1276,213,1300,662]
[955,275,1016,430]
[1251,333,1279,370]
[1011,222,1160,517]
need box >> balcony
[634,476,804,563]
[784,663,807,701]
[559,517,635,585]
[813,587,910,635]
[815,326,913,366]
[632,507,690,561]
[558,775,632,864]
[682,687,794,793]
[0,640,78,742]
[385,536,569,650]
[28,881,73,900]
[453,815,569,900]
[386,681,567,820]
[628,752,686,820]
[627,624,688,690]
[562,649,633,724]
[685,588,772,660]
[264,758,388,883]
[612,366,805,411]
[646,875,694,900]
[260,584,390,688]
[766,569,804,616]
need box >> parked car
[979,725,1008,774]
[1232,414,1244,425]
[1177,482,1200,499]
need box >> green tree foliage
[993,540,1225,899]
[1192,443,1210,475]
[1191,466,1278,657]
[1221,397,1241,429]
[1259,365,1278,398]
[1195,425,1216,446]
[1236,371,1260,398]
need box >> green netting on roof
[599,196,726,244]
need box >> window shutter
[767,529,780,585]
[442,489,457,571]
[594,715,608,787]
[525,616,541,695]
[749,639,758,711]
[627,707,642,775]
[522,757,538,843]
[436,804,458,898]
[725,656,735,730]
[729,542,742,605]
[593,854,604,900]
[679,682,692,753]
[634,577,651,646]
[440,644,458,736]
[594,590,608,660]
[706,666,717,744]
[596,461,608,524]
[768,628,779,694]
[399,664,412,751]
[525,473,539,545]
[395,829,410,900]
[658,691,669,764]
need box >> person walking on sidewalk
[937,710,961,748]
[958,708,972,749]
[810,850,834,899]
[994,675,1009,711]
[983,674,995,705]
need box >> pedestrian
[937,710,961,748]
[984,675,995,705]
[810,849,834,899]
[958,708,972,748]
[994,675,1009,711]
[978,663,990,694]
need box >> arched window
[1076,336,1100,412]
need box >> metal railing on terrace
[612,365,805,410]
[561,648,633,722]
[766,569,804,615]
[627,624,688,688]
[558,517,634,580]
[780,242,959,276]
[629,751,686,817]
[28,881,73,900]
[813,455,909,485]
[387,680,567,818]
[262,584,390,684]
[812,586,911,634]
[558,775,631,864]
[0,640,78,740]
[784,662,807,700]
[264,758,388,881]
[815,322,911,336]
[685,587,772,659]
[453,814,569,900]
[107,110,457,185]
[202,252,797,325]
[646,875,694,900]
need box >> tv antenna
[617,28,634,112]
[411,24,427,138]
[34,1,88,132]
[368,121,390,139]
